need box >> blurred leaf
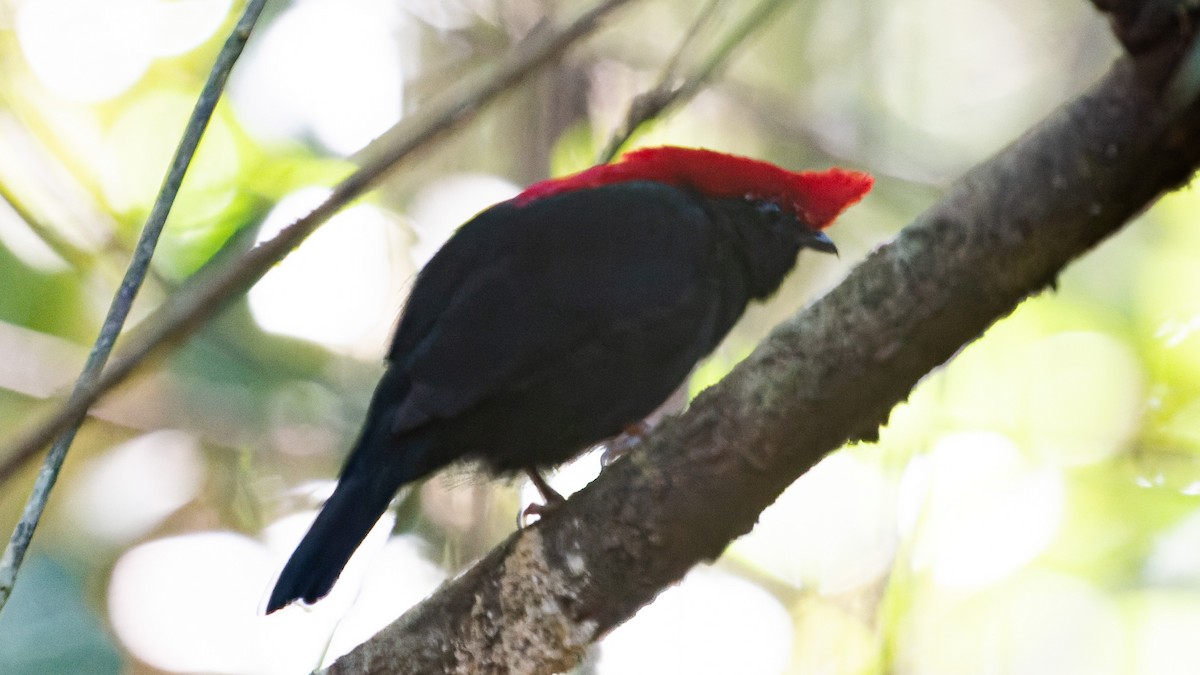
[0,555,121,675]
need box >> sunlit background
[0,0,1196,673]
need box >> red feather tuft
[514,146,873,229]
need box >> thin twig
[598,0,791,163]
[658,0,725,82]
[0,183,94,273]
[0,0,637,483]
[0,126,182,291]
[597,0,724,163]
[0,0,269,613]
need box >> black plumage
[266,155,862,613]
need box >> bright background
[1,0,1197,673]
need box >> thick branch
[326,31,1200,675]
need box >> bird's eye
[755,201,782,219]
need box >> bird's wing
[386,182,716,432]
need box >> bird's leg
[525,467,564,503]
[519,468,565,527]
[600,420,653,466]
[600,382,686,465]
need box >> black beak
[800,229,838,257]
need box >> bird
[265,146,872,613]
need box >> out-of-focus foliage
[0,0,1195,673]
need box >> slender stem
[0,0,268,613]
[598,0,724,163]
[0,0,636,487]
[0,183,93,273]
[599,0,792,163]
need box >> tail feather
[267,366,438,614]
[265,472,397,613]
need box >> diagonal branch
[0,182,94,273]
[598,0,792,163]
[596,0,724,163]
[323,9,1200,675]
[0,0,640,487]
[0,0,269,614]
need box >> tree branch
[0,0,269,614]
[0,0,639,486]
[325,9,1200,675]
[598,0,792,163]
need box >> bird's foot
[600,420,653,466]
[518,468,565,527]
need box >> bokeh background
[1,0,1197,673]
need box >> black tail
[265,469,399,613]
[266,369,436,614]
